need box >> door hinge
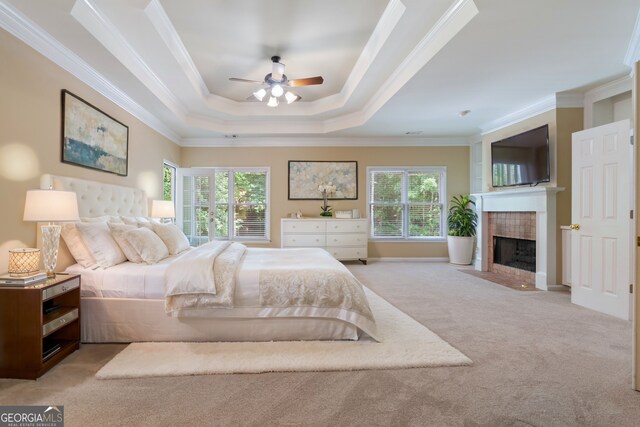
[631,210,634,219]
[637,236,640,247]
[630,284,634,294]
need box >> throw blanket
[165,241,247,313]
[164,243,378,339]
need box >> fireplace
[493,237,536,272]
[472,186,563,290]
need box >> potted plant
[447,195,478,265]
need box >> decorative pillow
[76,222,127,268]
[124,227,169,264]
[151,223,190,255]
[60,223,96,268]
[108,223,143,263]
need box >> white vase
[447,236,475,265]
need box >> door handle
[569,224,580,230]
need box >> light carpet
[96,288,471,379]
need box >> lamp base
[41,224,62,278]
[46,271,56,279]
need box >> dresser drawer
[326,246,367,260]
[43,277,80,301]
[326,233,367,246]
[42,308,79,337]
[283,234,326,247]
[282,221,326,233]
[326,220,367,233]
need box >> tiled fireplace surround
[472,187,563,290]
[488,212,537,284]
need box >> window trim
[366,166,447,242]
[163,160,177,202]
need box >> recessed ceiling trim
[71,0,188,119]
[624,7,640,66]
[0,0,179,143]
[180,136,470,148]
[145,0,209,98]
[323,0,479,133]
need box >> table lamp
[23,189,80,278]
[151,200,175,223]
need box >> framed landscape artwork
[288,160,358,200]
[61,90,129,176]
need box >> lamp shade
[23,190,80,222]
[151,200,176,219]
[8,248,40,276]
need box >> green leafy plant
[447,195,477,237]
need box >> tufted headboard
[40,174,148,270]
[41,174,148,217]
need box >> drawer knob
[316,239,319,242]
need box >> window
[178,167,270,244]
[367,167,446,240]
[163,161,176,201]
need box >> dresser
[281,218,368,264]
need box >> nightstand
[0,273,81,379]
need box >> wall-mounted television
[491,124,550,187]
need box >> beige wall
[181,145,470,258]
[481,108,583,284]
[0,29,181,272]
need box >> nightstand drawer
[283,234,326,247]
[326,233,366,246]
[43,277,80,301]
[43,308,79,337]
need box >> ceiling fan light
[271,84,284,98]
[267,96,279,107]
[253,88,267,101]
[285,91,300,104]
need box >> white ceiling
[2,0,640,145]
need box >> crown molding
[179,136,470,148]
[480,92,584,136]
[583,74,632,104]
[0,0,180,143]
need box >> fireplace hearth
[493,236,536,273]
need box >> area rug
[96,288,472,379]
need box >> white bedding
[66,247,379,340]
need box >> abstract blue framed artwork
[288,160,358,200]
[61,90,129,176]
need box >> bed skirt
[81,297,360,342]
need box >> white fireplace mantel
[471,187,564,290]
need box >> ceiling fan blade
[288,76,324,87]
[229,78,264,84]
[246,94,261,102]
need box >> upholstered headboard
[41,174,148,217]
[40,174,148,270]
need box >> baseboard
[367,257,449,262]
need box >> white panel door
[571,119,632,320]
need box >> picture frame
[288,160,358,200]
[61,89,129,176]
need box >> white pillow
[151,223,190,255]
[124,228,169,264]
[108,223,143,263]
[76,222,127,268]
[60,223,96,268]
[120,216,139,226]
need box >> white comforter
[164,241,379,340]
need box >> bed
[42,174,377,343]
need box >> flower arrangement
[318,183,336,216]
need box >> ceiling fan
[229,56,324,107]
